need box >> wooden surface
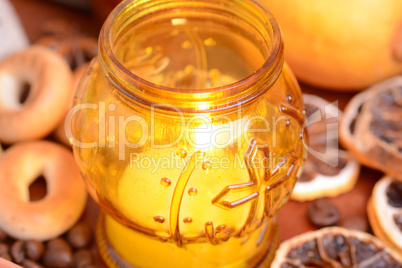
[8,0,384,265]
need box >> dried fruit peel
[292,154,360,201]
[368,176,402,256]
[271,227,402,267]
[340,76,402,181]
[292,94,360,201]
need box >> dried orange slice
[271,227,402,267]
[340,76,402,181]
[368,176,402,256]
[291,94,360,201]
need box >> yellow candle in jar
[71,0,307,267]
[107,134,296,267]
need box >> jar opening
[99,0,283,112]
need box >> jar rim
[99,0,284,112]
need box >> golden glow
[171,18,188,26]
[192,118,248,150]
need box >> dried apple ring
[340,76,402,181]
[368,176,402,256]
[291,94,360,201]
[271,227,402,267]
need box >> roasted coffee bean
[308,198,340,228]
[0,243,8,255]
[341,215,369,232]
[25,240,45,261]
[11,240,25,264]
[47,238,71,251]
[0,229,7,242]
[67,223,92,249]
[22,259,44,268]
[43,238,73,268]
[74,249,93,266]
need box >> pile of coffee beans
[0,222,95,268]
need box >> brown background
[7,0,383,265]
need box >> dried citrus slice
[368,176,402,256]
[340,76,402,181]
[291,94,360,201]
[271,227,402,267]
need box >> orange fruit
[271,227,402,267]
[259,0,402,90]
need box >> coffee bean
[341,215,369,232]
[47,238,71,251]
[67,223,92,249]
[0,229,7,242]
[22,259,44,268]
[25,240,44,261]
[74,249,93,266]
[0,242,8,255]
[43,238,73,268]
[11,240,25,264]
[308,198,340,228]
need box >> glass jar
[70,0,307,267]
